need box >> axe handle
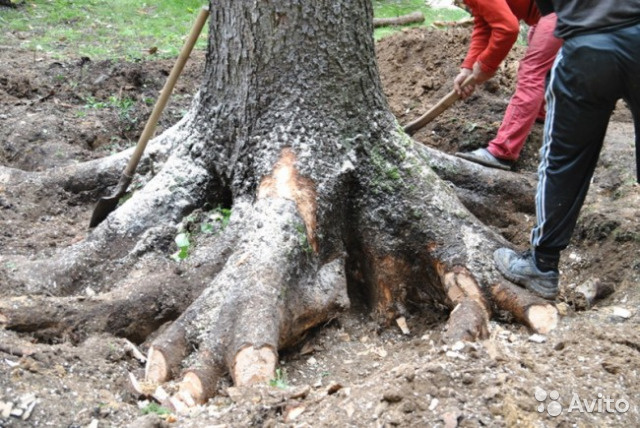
[402,74,474,136]
[123,6,210,178]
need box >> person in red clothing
[454,0,562,170]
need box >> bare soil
[1,27,639,427]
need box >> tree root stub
[440,267,492,342]
[178,372,207,406]
[232,345,277,387]
[444,299,491,342]
[491,282,559,334]
[145,324,188,384]
[145,347,171,385]
[526,305,559,335]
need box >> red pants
[487,13,562,161]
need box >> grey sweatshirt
[535,0,640,39]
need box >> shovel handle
[123,6,210,178]
[402,74,474,136]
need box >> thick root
[0,268,199,343]
[144,193,349,406]
[440,268,491,342]
[490,281,559,334]
[232,345,278,386]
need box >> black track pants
[531,21,640,253]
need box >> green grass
[0,1,468,60]
[0,0,208,60]
[373,0,469,40]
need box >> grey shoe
[493,248,559,299]
[455,148,513,171]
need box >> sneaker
[455,148,513,171]
[493,248,559,299]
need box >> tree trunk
[0,0,557,409]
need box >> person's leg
[495,30,624,299]
[634,109,640,183]
[627,101,640,183]
[530,33,624,266]
[617,22,640,183]
[487,13,562,161]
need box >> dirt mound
[0,47,204,171]
[376,27,536,164]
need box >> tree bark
[0,0,557,409]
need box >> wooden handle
[402,74,474,136]
[123,7,210,177]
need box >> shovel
[89,7,210,228]
[402,75,474,136]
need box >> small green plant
[269,368,288,389]
[172,232,191,261]
[200,206,232,234]
[84,95,107,109]
[295,223,313,254]
[108,95,136,122]
[140,402,171,416]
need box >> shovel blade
[89,174,132,228]
[89,194,122,228]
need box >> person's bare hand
[471,61,494,85]
[454,68,475,99]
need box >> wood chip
[396,316,410,335]
[528,334,547,343]
[128,372,157,396]
[152,386,170,403]
[1,401,13,418]
[429,398,439,411]
[285,405,306,422]
[22,399,37,421]
[5,358,19,368]
[451,341,465,352]
[124,339,147,363]
[612,307,632,319]
[442,409,461,428]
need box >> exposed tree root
[0,0,566,411]
[0,223,238,343]
[490,281,558,334]
[417,145,537,219]
[1,126,560,410]
[142,192,350,407]
[440,267,491,342]
[0,117,185,200]
[1,140,224,296]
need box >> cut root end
[178,372,206,406]
[526,305,559,335]
[145,346,170,384]
[232,345,277,387]
[491,281,559,335]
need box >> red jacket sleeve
[461,0,520,73]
